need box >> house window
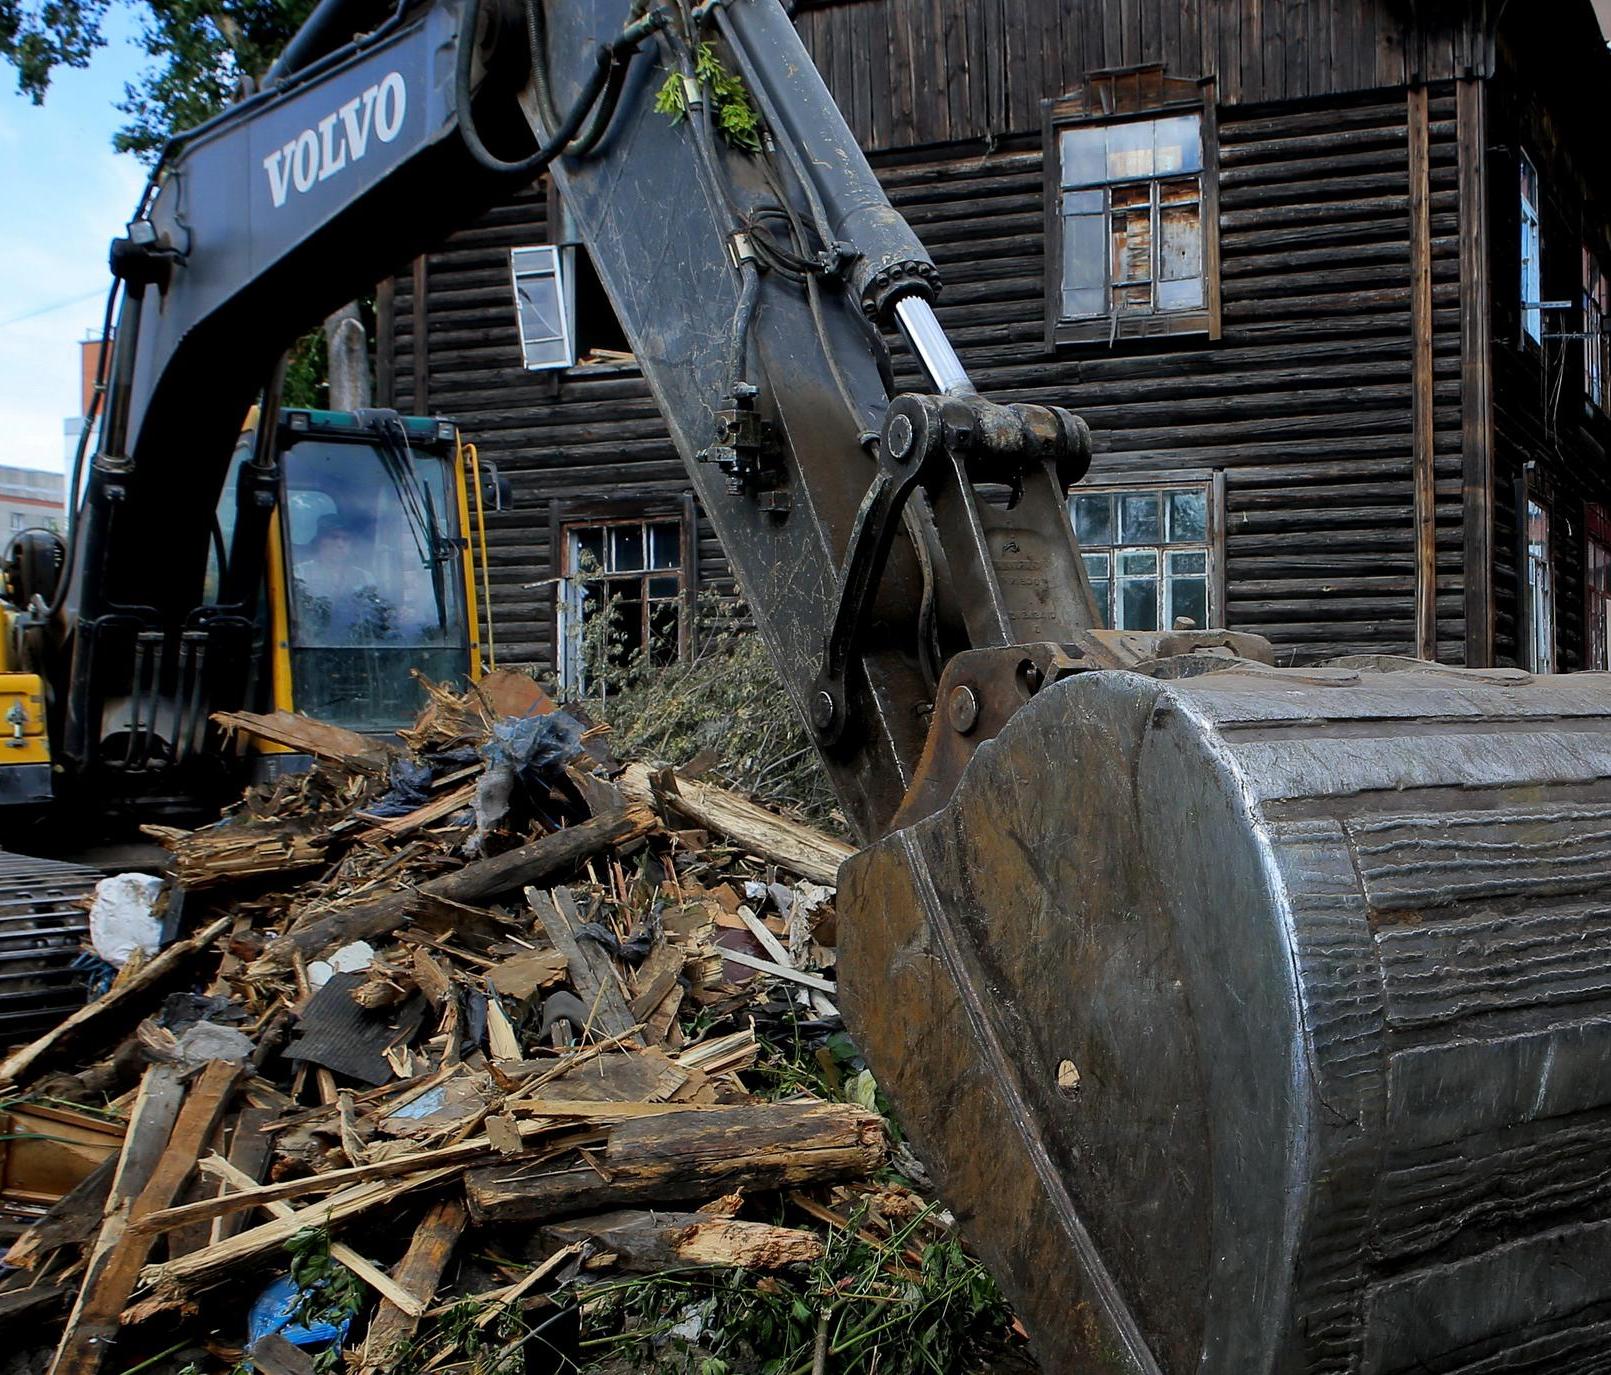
[1520,154,1543,345]
[510,245,573,371]
[1072,485,1211,631]
[1526,497,1554,672]
[1588,506,1611,670]
[558,517,685,693]
[1056,113,1205,325]
[1585,247,1609,411]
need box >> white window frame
[1587,507,1611,671]
[1526,496,1555,672]
[1520,154,1543,346]
[510,244,575,371]
[1070,482,1215,632]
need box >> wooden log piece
[257,805,656,969]
[358,1198,467,1373]
[528,888,644,1047]
[617,765,852,886]
[542,1209,823,1272]
[465,1102,884,1224]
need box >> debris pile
[0,672,1024,1374]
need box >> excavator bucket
[840,659,1611,1374]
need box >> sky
[0,10,147,476]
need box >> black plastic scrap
[287,972,428,1085]
[470,712,585,852]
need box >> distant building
[0,466,64,540]
[62,332,108,473]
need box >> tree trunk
[324,303,371,410]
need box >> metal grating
[0,852,98,1038]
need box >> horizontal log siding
[392,187,730,668]
[394,89,1462,669]
[796,0,1484,152]
[873,91,1459,661]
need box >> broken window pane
[510,244,573,371]
[1168,490,1208,542]
[1106,120,1154,181]
[1073,493,1114,545]
[1120,493,1161,544]
[612,523,645,573]
[1153,114,1202,175]
[1061,126,1107,188]
[649,521,682,570]
[1062,202,1107,319]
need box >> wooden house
[377,0,1611,678]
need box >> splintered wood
[0,674,930,1374]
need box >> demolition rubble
[0,673,1019,1374]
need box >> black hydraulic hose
[455,0,655,177]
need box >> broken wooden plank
[259,805,656,968]
[249,1333,316,1375]
[144,815,332,890]
[527,887,644,1047]
[0,916,232,1087]
[465,1103,884,1224]
[50,1060,241,1375]
[131,1139,492,1238]
[542,1209,823,1272]
[139,1164,462,1296]
[618,764,851,886]
[358,1198,467,1373]
[718,947,837,994]
[211,709,394,772]
[487,947,568,1002]
[213,1107,275,1244]
[195,1155,431,1319]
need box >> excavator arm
[57,1,1611,1369]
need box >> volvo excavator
[7,0,1611,1368]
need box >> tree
[0,0,326,161]
[3,0,386,403]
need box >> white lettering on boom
[260,70,408,209]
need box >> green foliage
[281,321,327,408]
[575,1201,1014,1374]
[284,1224,364,1372]
[572,584,841,830]
[654,41,763,152]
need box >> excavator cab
[261,408,493,734]
[0,407,498,822]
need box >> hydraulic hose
[455,0,657,178]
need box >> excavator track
[842,660,1611,1374]
[0,852,98,1038]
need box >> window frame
[1587,502,1611,671]
[509,243,574,372]
[1520,152,1544,348]
[1585,243,1609,414]
[548,495,698,695]
[1523,490,1555,673]
[1043,68,1220,349]
[1069,472,1224,632]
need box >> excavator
[7,0,1611,1368]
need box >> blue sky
[0,10,147,475]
